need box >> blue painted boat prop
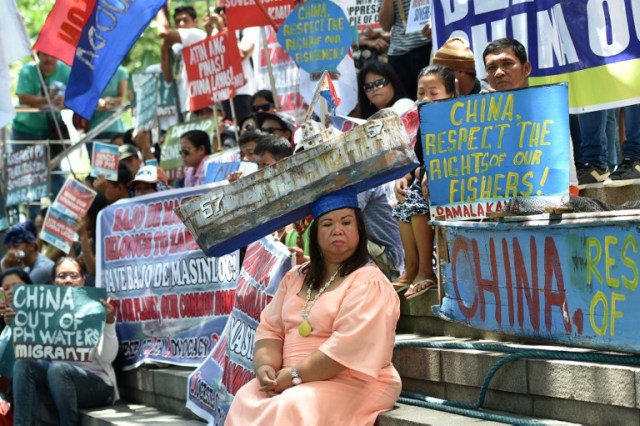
[175,112,418,257]
[432,210,640,354]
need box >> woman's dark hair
[357,61,406,119]
[417,64,457,97]
[52,256,82,280]
[0,268,33,286]
[250,90,275,105]
[301,208,369,289]
[180,130,212,155]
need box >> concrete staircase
[76,285,640,425]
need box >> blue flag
[65,0,165,120]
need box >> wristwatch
[290,367,302,385]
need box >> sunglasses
[180,148,192,156]
[252,103,273,113]
[55,272,82,281]
[363,78,389,93]
[261,127,285,134]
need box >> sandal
[392,282,411,293]
[405,278,436,300]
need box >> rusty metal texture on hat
[432,36,477,74]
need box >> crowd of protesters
[1,2,639,424]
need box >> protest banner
[40,178,97,254]
[12,284,107,362]
[226,0,295,31]
[421,84,570,220]
[6,144,49,207]
[204,161,259,184]
[186,237,292,424]
[431,0,640,112]
[131,72,158,131]
[96,184,240,369]
[183,30,246,112]
[405,0,430,34]
[160,118,218,180]
[341,0,380,29]
[277,0,353,73]
[254,27,306,122]
[91,142,119,181]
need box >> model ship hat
[310,187,360,219]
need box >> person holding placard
[12,257,118,426]
[225,188,401,425]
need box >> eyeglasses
[213,6,225,14]
[252,103,273,113]
[261,127,285,134]
[363,78,389,93]
[55,272,82,281]
[180,148,192,156]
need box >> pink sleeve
[256,269,296,342]
[319,272,400,379]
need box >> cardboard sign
[40,178,97,254]
[342,0,380,29]
[226,0,295,31]
[186,237,292,424]
[183,30,246,111]
[12,285,107,362]
[405,0,429,34]
[6,144,49,207]
[96,184,240,369]
[420,84,570,220]
[91,142,120,181]
[205,162,241,184]
[277,0,352,73]
[132,72,158,131]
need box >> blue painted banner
[431,0,640,111]
[277,0,353,73]
[12,285,107,362]
[420,84,569,220]
[205,162,241,184]
[186,237,292,425]
[433,213,640,354]
[95,184,240,369]
[65,0,165,120]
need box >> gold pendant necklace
[299,268,340,337]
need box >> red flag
[33,0,96,66]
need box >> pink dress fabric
[225,264,402,426]
[183,155,209,187]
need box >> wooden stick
[260,27,280,110]
[212,106,222,152]
[229,97,240,142]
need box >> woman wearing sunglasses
[356,61,408,119]
[179,130,212,187]
[250,90,276,114]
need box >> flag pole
[260,27,280,111]
[229,97,240,143]
[303,71,328,122]
[212,105,222,152]
[32,52,78,181]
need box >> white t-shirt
[235,27,259,96]
[174,28,207,113]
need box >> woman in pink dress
[180,130,211,187]
[225,188,402,425]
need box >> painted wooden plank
[434,215,640,354]
[176,114,418,257]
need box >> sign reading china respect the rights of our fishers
[420,84,569,220]
[40,178,98,254]
[96,184,240,369]
[131,72,158,131]
[277,0,352,73]
[91,142,119,181]
[160,118,218,179]
[226,0,295,31]
[6,144,49,207]
[12,285,107,362]
[183,30,246,112]
[186,237,292,424]
[430,0,640,111]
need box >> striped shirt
[383,0,431,56]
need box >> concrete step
[80,403,205,425]
[394,334,640,425]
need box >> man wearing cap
[1,221,54,284]
[431,37,487,96]
[129,165,171,197]
[257,112,297,147]
[119,144,143,176]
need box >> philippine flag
[319,73,341,110]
